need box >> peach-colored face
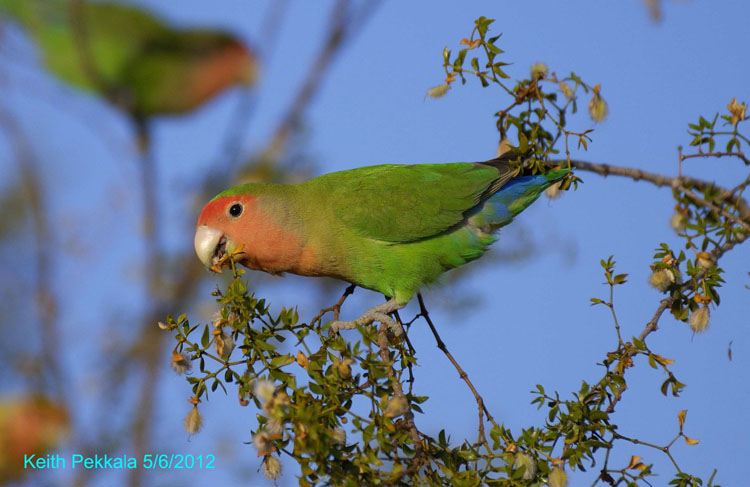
[196,194,256,232]
[194,194,258,269]
[194,194,308,275]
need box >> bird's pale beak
[194,225,235,269]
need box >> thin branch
[678,184,750,233]
[127,118,164,487]
[310,284,356,328]
[613,432,682,473]
[260,0,382,159]
[258,0,290,61]
[0,103,64,397]
[417,293,500,448]
[568,159,750,220]
[391,307,416,394]
[682,150,750,166]
[637,239,738,344]
[377,322,425,478]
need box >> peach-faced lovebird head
[194,193,256,270]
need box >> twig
[258,0,290,61]
[681,150,750,166]
[613,432,682,473]
[568,159,750,220]
[128,118,164,487]
[377,322,425,478]
[260,0,382,159]
[0,104,64,396]
[637,239,738,344]
[417,293,500,448]
[310,284,356,328]
[678,184,750,233]
[392,308,416,393]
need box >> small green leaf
[201,325,210,348]
[271,354,295,368]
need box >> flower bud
[689,306,710,333]
[530,62,548,80]
[384,396,409,418]
[588,86,609,123]
[426,84,450,99]
[670,212,687,232]
[266,418,283,436]
[549,466,568,487]
[728,97,747,125]
[559,81,574,100]
[271,391,290,410]
[331,428,347,446]
[696,251,712,269]
[253,430,271,453]
[335,358,355,377]
[214,329,235,359]
[253,379,276,404]
[171,351,192,375]
[210,310,223,328]
[514,452,537,480]
[184,406,203,435]
[238,388,250,406]
[648,268,674,292]
[545,181,563,200]
[296,351,309,369]
[263,455,282,480]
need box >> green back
[305,162,512,243]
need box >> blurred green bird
[0,0,257,116]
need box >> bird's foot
[330,298,405,336]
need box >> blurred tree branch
[259,0,382,161]
[0,102,64,399]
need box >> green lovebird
[0,0,256,116]
[194,152,567,333]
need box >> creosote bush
[162,16,748,487]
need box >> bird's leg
[330,298,406,336]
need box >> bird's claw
[374,312,404,336]
[329,319,356,333]
[330,312,404,336]
[328,298,406,336]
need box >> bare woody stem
[261,0,383,159]
[0,106,64,398]
[417,293,501,449]
[311,284,356,328]
[566,159,750,220]
[377,323,425,477]
[678,184,750,233]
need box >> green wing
[322,159,514,243]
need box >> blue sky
[1,0,749,485]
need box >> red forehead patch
[197,194,258,227]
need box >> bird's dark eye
[228,203,243,218]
